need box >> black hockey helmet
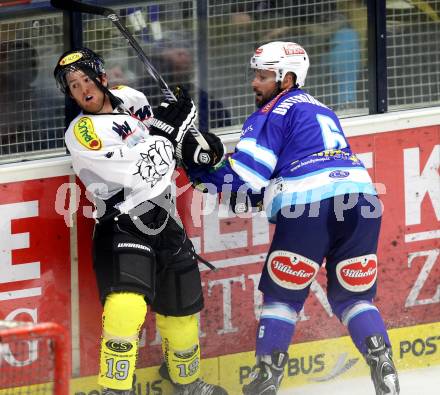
[54,47,105,94]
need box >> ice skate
[159,362,228,395]
[365,335,400,395]
[102,388,133,395]
[242,351,288,395]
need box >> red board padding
[0,176,71,341]
[0,0,31,7]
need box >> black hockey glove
[230,191,250,214]
[229,189,264,214]
[148,87,197,147]
[180,131,225,168]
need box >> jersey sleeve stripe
[229,158,270,191]
[236,138,277,172]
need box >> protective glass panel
[387,0,440,110]
[0,12,65,163]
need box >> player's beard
[82,93,107,114]
[254,85,282,108]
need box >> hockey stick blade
[50,0,210,150]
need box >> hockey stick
[50,0,210,150]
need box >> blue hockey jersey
[188,88,376,222]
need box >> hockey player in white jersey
[54,47,226,395]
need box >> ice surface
[280,366,440,394]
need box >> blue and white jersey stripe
[264,167,376,221]
[236,138,278,173]
[341,302,379,327]
[229,157,270,191]
[261,302,298,325]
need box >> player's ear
[100,73,109,87]
[282,72,296,89]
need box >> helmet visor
[55,63,101,94]
[247,68,277,84]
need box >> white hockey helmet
[250,41,310,87]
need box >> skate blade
[382,374,399,395]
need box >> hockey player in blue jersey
[179,42,400,395]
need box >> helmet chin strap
[81,66,125,112]
[93,76,125,112]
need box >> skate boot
[365,335,400,395]
[242,351,288,395]
[102,389,133,395]
[159,362,229,395]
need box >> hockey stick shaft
[50,0,210,150]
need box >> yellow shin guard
[156,314,200,385]
[98,292,147,390]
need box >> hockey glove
[147,87,197,147]
[180,131,225,168]
[229,189,264,214]
[230,191,250,214]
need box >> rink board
[3,322,437,395]
[67,320,440,394]
[0,108,439,393]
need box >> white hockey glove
[147,87,197,148]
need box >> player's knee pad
[103,292,147,335]
[156,313,200,385]
[152,243,204,316]
[98,292,147,390]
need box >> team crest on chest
[134,140,173,187]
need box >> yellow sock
[156,313,200,385]
[98,292,147,390]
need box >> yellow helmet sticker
[110,85,127,90]
[74,117,102,150]
[59,52,83,66]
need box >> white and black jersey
[65,85,176,213]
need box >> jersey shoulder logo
[73,117,102,150]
